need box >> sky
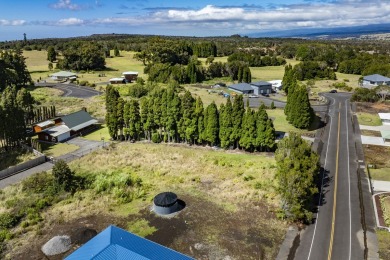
[0,0,389,41]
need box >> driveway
[0,138,105,189]
[359,125,390,131]
[372,180,390,192]
[245,96,328,112]
[35,82,102,98]
[361,135,390,146]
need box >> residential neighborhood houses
[109,71,139,84]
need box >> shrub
[351,88,379,102]
[151,133,161,143]
[22,172,55,194]
[0,213,21,229]
[79,80,88,86]
[52,160,75,192]
[0,229,12,242]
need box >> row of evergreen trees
[105,85,276,152]
[0,86,35,151]
[283,65,315,129]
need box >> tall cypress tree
[128,100,141,140]
[140,97,150,140]
[291,85,314,129]
[231,95,245,148]
[166,89,181,142]
[195,97,204,144]
[219,98,233,149]
[105,85,120,140]
[204,102,219,146]
[239,106,256,151]
[116,97,125,140]
[179,90,196,143]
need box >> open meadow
[0,142,286,259]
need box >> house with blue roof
[362,74,390,88]
[65,225,193,260]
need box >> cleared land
[40,142,79,158]
[82,124,110,142]
[1,142,286,259]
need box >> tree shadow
[308,114,326,131]
[309,166,333,222]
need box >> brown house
[37,109,98,143]
[122,71,138,83]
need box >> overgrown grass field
[0,142,286,259]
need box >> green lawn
[82,124,111,142]
[185,86,227,106]
[370,168,390,182]
[41,142,79,157]
[266,108,320,134]
[377,229,390,260]
[357,112,382,126]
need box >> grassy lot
[377,229,390,260]
[185,86,227,106]
[23,50,146,84]
[370,168,390,181]
[40,142,79,157]
[28,86,106,119]
[0,150,36,171]
[266,108,321,136]
[381,195,390,226]
[0,142,285,259]
[82,124,110,142]
[357,112,382,126]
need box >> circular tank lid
[153,192,178,207]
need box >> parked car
[249,95,259,98]
[330,90,337,93]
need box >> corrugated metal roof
[50,71,77,77]
[380,130,390,140]
[363,74,390,82]
[250,81,272,87]
[122,71,139,75]
[65,225,194,260]
[228,83,254,92]
[36,120,54,128]
[61,110,97,131]
[43,125,70,137]
[379,113,390,120]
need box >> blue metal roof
[228,83,254,92]
[363,74,390,82]
[65,225,194,260]
[250,81,272,87]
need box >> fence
[0,155,46,180]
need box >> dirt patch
[356,102,390,114]
[11,214,127,260]
[10,195,284,260]
[135,194,283,260]
[361,130,382,137]
[363,145,390,168]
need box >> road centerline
[327,105,341,260]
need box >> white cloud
[57,18,84,26]
[23,1,390,33]
[49,0,86,11]
[0,19,26,26]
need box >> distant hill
[247,23,390,39]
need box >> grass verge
[41,142,79,157]
[357,112,382,126]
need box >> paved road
[245,96,328,112]
[0,138,104,189]
[294,93,366,260]
[35,82,102,98]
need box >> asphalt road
[293,93,365,260]
[245,96,328,112]
[35,82,102,98]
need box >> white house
[379,113,390,125]
[50,71,77,81]
[362,74,390,88]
